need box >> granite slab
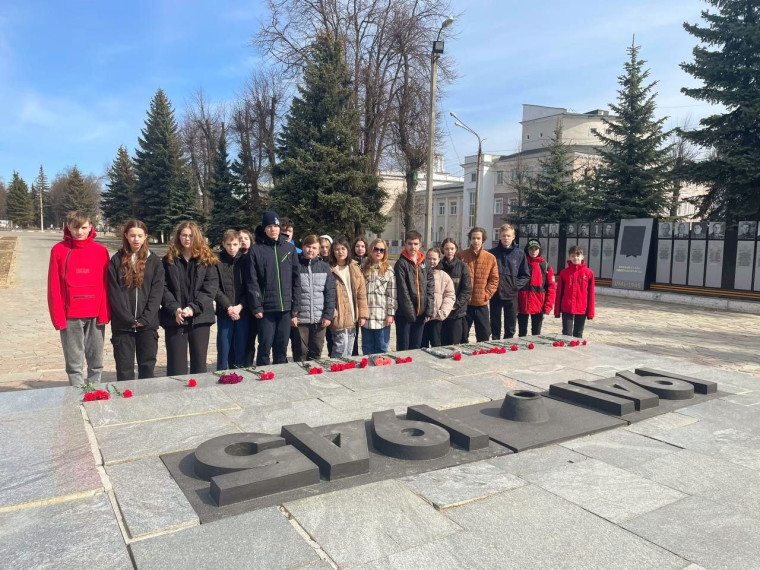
[169,372,221,387]
[99,376,194,397]
[444,372,546,400]
[676,398,760,436]
[327,361,452,391]
[219,374,351,408]
[647,419,760,471]
[0,493,132,569]
[129,506,320,570]
[503,367,608,390]
[224,398,352,433]
[722,392,760,406]
[560,429,681,469]
[442,484,689,569]
[622,495,760,570]
[488,444,588,476]
[0,407,101,508]
[162,419,510,523]
[401,460,526,509]
[284,479,462,568]
[0,385,79,413]
[95,412,240,465]
[625,412,700,436]
[107,457,198,538]
[522,458,686,523]
[85,386,239,427]
[319,378,489,417]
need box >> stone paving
[2,338,759,569]
[1,231,759,392]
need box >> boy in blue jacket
[245,211,301,365]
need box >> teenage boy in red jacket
[517,239,555,336]
[47,211,110,386]
[554,245,595,338]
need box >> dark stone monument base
[443,396,626,452]
[161,419,511,523]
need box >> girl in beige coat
[422,248,455,348]
[328,237,368,357]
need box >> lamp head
[442,16,454,28]
[450,111,458,119]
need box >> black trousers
[442,316,466,346]
[165,324,211,376]
[256,311,291,365]
[396,314,426,351]
[561,313,587,338]
[518,313,545,337]
[421,320,443,348]
[111,329,159,381]
[351,324,361,355]
[466,305,490,342]
[490,297,518,340]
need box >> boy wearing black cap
[245,211,301,365]
[517,239,555,336]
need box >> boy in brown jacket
[459,227,499,342]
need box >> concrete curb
[597,285,760,315]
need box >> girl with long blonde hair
[361,238,396,354]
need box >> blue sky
[0,0,715,186]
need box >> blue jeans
[216,312,250,370]
[361,326,390,354]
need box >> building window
[527,166,534,177]
[507,198,518,214]
[438,201,445,215]
[470,173,476,182]
[497,171,504,185]
[494,198,503,215]
[539,132,543,138]
[510,169,517,182]
[468,191,476,227]
[449,201,457,215]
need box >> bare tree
[668,116,700,219]
[182,89,226,214]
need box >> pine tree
[133,89,197,241]
[31,166,50,229]
[6,172,34,227]
[0,179,7,219]
[522,121,583,223]
[207,124,241,245]
[231,143,264,231]
[273,34,387,238]
[61,166,99,217]
[102,146,137,227]
[680,1,760,223]
[594,41,672,220]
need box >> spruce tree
[680,1,760,223]
[231,144,263,231]
[0,179,7,220]
[61,166,99,217]
[30,166,50,229]
[522,121,582,223]
[207,124,240,245]
[133,89,197,241]
[594,41,672,220]
[273,34,387,238]
[102,146,137,227]
[6,172,34,227]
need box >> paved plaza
[1,231,759,391]
[1,231,760,569]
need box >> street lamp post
[425,16,454,247]
[451,112,484,232]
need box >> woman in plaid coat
[361,238,397,354]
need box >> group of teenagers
[47,209,595,387]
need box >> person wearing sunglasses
[361,238,396,354]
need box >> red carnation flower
[559,341,565,347]
[582,340,588,346]
[187,379,197,387]
[308,367,319,375]
[396,358,403,364]
[472,351,478,356]
[219,372,244,384]
[528,343,535,350]
[498,347,507,354]
[406,356,413,363]
[553,341,560,347]
[453,353,462,361]
[83,389,110,402]
[510,344,518,351]
[123,389,133,398]
[360,358,369,368]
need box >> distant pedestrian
[517,239,555,337]
[439,238,472,346]
[47,210,110,386]
[108,220,165,380]
[554,245,595,338]
[361,238,396,354]
[160,221,218,376]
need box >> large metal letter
[406,405,489,451]
[280,421,370,480]
[371,410,450,460]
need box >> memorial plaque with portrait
[611,218,655,290]
[579,223,590,238]
[671,240,689,284]
[529,223,538,238]
[734,240,756,290]
[674,222,690,239]
[705,240,724,288]
[658,221,673,239]
[588,238,602,277]
[691,222,707,240]
[708,222,725,240]
[656,239,673,283]
[592,223,603,238]
[539,224,549,238]
[519,224,529,237]
[548,238,559,274]
[738,220,757,240]
[548,223,559,237]
[754,241,760,292]
[603,223,616,238]
[566,223,577,236]
[565,223,577,248]
[601,239,615,279]
[688,239,707,286]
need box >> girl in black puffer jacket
[440,238,473,346]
